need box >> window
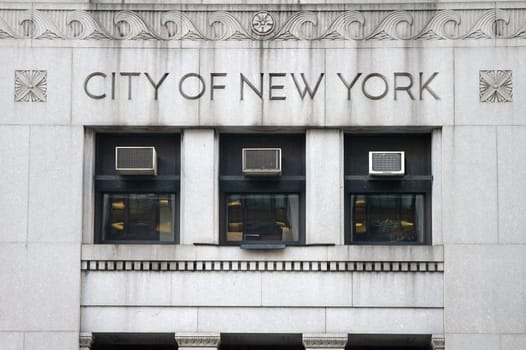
[94,133,180,243]
[220,134,305,245]
[344,134,432,244]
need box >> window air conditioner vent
[369,151,405,176]
[115,146,157,175]
[242,148,282,176]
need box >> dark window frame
[94,133,181,244]
[344,133,432,245]
[219,133,306,246]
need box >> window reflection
[102,193,176,242]
[226,194,299,242]
[352,194,424,243]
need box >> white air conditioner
[369,151,405,176]
[242,148,282,176]
[115,146,157,175]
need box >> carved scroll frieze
[67,10,112,40]
[209,11,251,40]
[414,10,461,40]
[162,11,204,40]
[0,15,16,38]
[19,9,63,39]
[463,9,510,39]
[365,11,414,40]
[114,10,161,40]
[274,11,318,40]
[319,11,365,40]
[1,8,526,41]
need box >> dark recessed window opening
[94,133,180,244]
[220,134,305,245]
[351,193,425,243]
[345,134,432,245]
[226,193,300,242]
[101,193,176,242]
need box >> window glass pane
[351,194,424,243]
[102,193,176,242]
[226,194,300,242]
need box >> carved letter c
[84,72,107,100]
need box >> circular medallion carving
[251,11,275,35]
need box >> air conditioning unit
[115,146,157,175]
[242,148,282,176]
[369,151,405,176]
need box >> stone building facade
[0,1,525,350]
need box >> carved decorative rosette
[251,11,275,36]
[15,70,47,102]
[0,8,525,41]
[479,70,513,102]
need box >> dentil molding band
[81,260,444,273]
[1,8,526,41]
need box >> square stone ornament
[15,70,47,102]
[479,70,512,103]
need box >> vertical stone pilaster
[303,333,348,350]
[431,334,445,350]
[79,333,94,350]
[175,332,221,350]
[180,129,218,244]
[305,129,344,244]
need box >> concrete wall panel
[181,129,218,244]
[82,272,172,306]
[445,334,500,350]
[261,272,352,306]
[306,129,343,244]
[497,126,526,243]
[172,272,262,307]
[0,243,80,331]
[444,245,526,333]
[0,333,23,350]
[197,307,326,333]
[0,126,29,243]
[442,126,498,243]
[81,307,198,333]
[27,126,83,243]
[327,308,443,334]
[24,332,78,350]
[352,272,443,307]
[501,335,526,350]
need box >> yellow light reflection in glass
[112,201,125,210]
[112,222,124,231]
